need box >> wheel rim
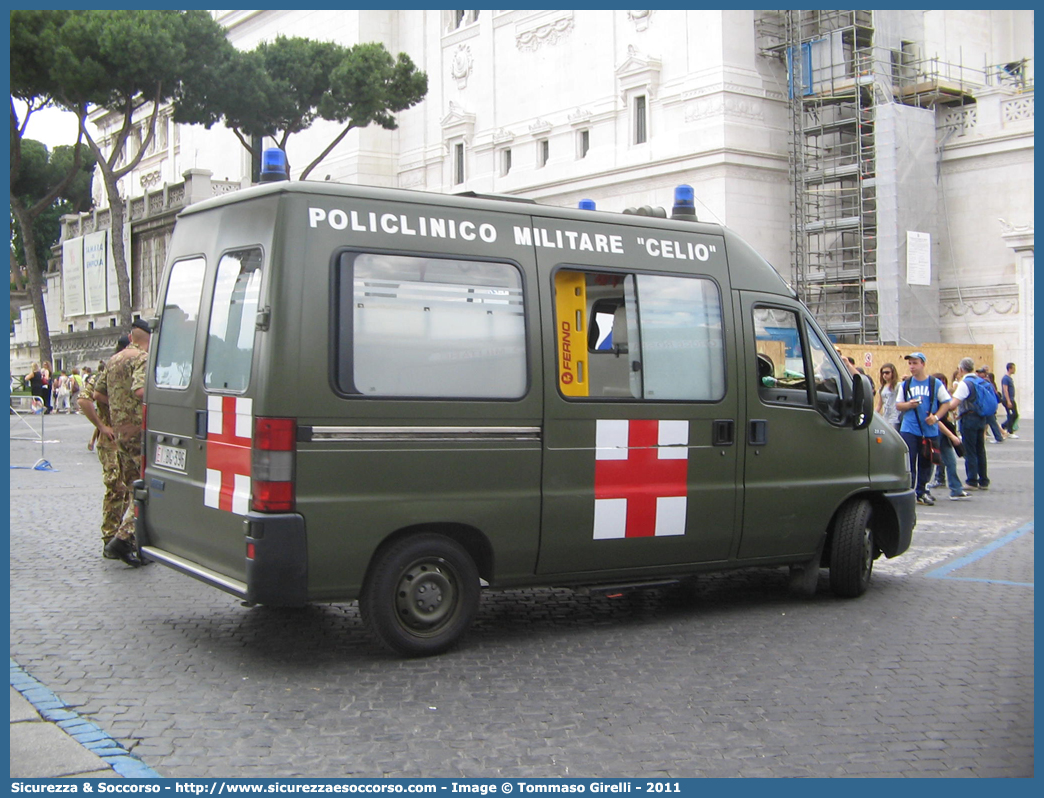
[861,525,873,580]
[394,557,458,636]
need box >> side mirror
[851,373,874,430]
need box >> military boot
[104,536,143,567]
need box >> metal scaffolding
[755,10,1010,344]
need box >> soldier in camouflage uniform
[78,338,130,557]
[95,320,151,566]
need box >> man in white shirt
[945,357,990,490]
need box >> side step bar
[141,546,248,600]
[577,579,683,597]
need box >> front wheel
[360,533,480,656]
[829,499,874,598]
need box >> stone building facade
[11,10,1033,415]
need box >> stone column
[182,168,214,206]
[1001,220,1034,418]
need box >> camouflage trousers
[98,445,125,545]
[110,436,143,543]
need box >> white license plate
[154,443,187,472]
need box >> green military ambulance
[135,151,915,656]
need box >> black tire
[829,499,874,598]
[360,533,480,657]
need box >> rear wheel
[360,533,480,656]
[829,499,874,598]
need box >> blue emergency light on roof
[578,199,596,210]
[671,184,697,221]
[260,148,289,183]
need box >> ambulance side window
[752,306,811,406]
[154,257,205,389]
[804,319,847,423]
[337,252,527,398]
[554,269,725,401]
[204,249,263,393]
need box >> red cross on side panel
[594,419,688,538]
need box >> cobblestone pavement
[10,412,1033,778]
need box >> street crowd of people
[20,361,105,415]
[882,352,1020,506]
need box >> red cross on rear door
[204,395,252,515]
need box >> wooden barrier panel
[755,340,787,377]
[834,343,996,388]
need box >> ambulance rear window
[335,252,526,398]
[153,257,205,389]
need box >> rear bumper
[135,482,308,606]
[243,513,309,605]
[138,545,249,598]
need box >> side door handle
[712,419,735,446]
[749,419,768,447]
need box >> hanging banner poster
[83,230,108,314]
[906,231,931,286]
[62,237,86,317]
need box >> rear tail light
[252,417,296,512]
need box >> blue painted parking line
[10,658,162,778]
[925,522,1034,587]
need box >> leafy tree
[33,10,235,327]
[176,37,428,180]
[9,140,96,357]
[10,10,93,363]
[11,141,95,286]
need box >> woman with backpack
[981,369,1007,443]
[944,358,993,491]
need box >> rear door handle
[712,419,735,446]
[749,419,768,446]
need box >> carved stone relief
[627,11,652,32]
[516,13,574,52]
[450,44,473,89]
[529,119,552,136]
[998,218,1033,236]
[941,297,1020,317]
[940,285,1020,317]
[685,94,765,123]
[568,108,592,127]
[616,45,662,99]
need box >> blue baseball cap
[904,351,927,362]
